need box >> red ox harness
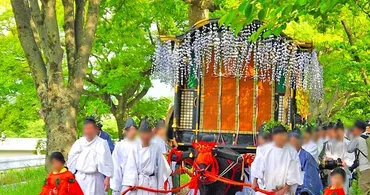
[122,142,274,195]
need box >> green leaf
[263,29,273,38]
[272,26,283,36]
[297,0,307,6]
[244,3,254,23]
[219,13,229,25]
[238,1,248,12]
[283,5,293,16]
[258,9,267,21]
[224,10,237,26]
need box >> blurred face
[336,129,345,140]
[366,126,370,133]
[258,136,269,145]
[83,123,98,140]
[155,127,167,140]
[140,131,153,146]
[313,131,320,142]
[330,173,344,188]
[51,159,64,172]
[289,136,302,152]
[125,126,138,140]
[272,132,288,147]
[352,127,363,137]
[303,132,312,144]
[319,129,326,139]
[327,129,337,139]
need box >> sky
[145,79,174,98]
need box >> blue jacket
[297,148,323,195]
[99,130,114,153]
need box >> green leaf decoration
[258,9,267,21]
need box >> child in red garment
[39,152,84,195]
[323,168,346,195]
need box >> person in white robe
[151,119,168,154]
[319,121,354,194]
[315,125,328,155]
[247,124,272,195]
[252,125,303,195]
[302,127,319,162]
[68,118,114,195]
[122,118,171,195]
[111,116,138,195]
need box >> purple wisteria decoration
[152,22,324,100]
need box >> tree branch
[71,0,101,93]
[62,0,76,85]
[29,0,47,51]
[74,0,86,56]
[127,86,150,108]
[341,19,369,85]
[42,0,64,85]
[11,0,48,103]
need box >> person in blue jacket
[289,128,323,195]
[94,117,115,153]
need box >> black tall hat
[139,117,152,132]
[155,119,166,129]
[124,116,137,130]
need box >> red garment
[39,170,84,195]
[323,186,345,195]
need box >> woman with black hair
[39,152,84,195]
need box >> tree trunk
[186,0,216,26]
[44,100,78,168]
[188,3,209,26]
[113,110,127,140]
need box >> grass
[0,167,115,195]
[0,167,46,195]
[0,166,192,195]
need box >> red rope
[204,172,275,195]
[121,180,191,195]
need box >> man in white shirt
[111,116,138,195]
[151,119,168,154]
[347,120,370,194]
[302,127,319,162]
[123,118,171,195]
[252,125,303,195]
[67,118,114,195]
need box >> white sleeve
[111,143,123,191]
[97,140,114,177]
[286,155,303,187]
[250,151,265,180]
[122,147,138,186]
[67,139,81,173]
[156,149,171,190]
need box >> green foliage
[130,97,172,126]
[351,180,363,195]
[221,0,368,39]
[0,31,43,137]
[0,167,46,195]
[263,120,289,133]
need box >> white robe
[111,139,138,195]
[151,136,168,154]
[322,139,355,194]
[67,136,113,195]
[122,141,171,195]
[252,143,303,195]
[302,140,319,162]
[250,143,271,195]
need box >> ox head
[192,141,219,182]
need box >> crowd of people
[38,117,370,195]
[249,119,370,195]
